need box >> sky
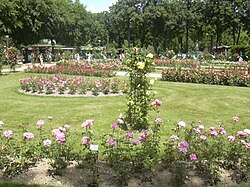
[79,0,118,13]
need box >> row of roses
[161,69,250,87]
[19,75,128,96]
[0,114,249,185]
[25,62,122,77]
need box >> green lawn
[0,72,249,137]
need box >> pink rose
[107,138,116,147]
[210,131,218,136]
[3,130,13,139]
[82,136,90,145]
[178,141,189,148]
[36,120,45,127]
[170,135,179,141]
[139,131,148,142]
[2,145,7,150]
[131,140,140,145]
[111,122,118,129]
[52,129,61,136]
[219,127,226,135]
[152,99,162,106]
[43,139,52,147]
[126,132,133,139]
[232,116,240,121]
[227,136,235,141]
[189,153,197,161]
[200,135,207,140]
[82,119,95,128]
[56,133,65,143]
[237,131,248,137]
[155,118,164,125]
[23,132,34,139]
[245,143,250,149]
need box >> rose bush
[19,75,128,96]
[162,69,250,87]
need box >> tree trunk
[236,26,241,45]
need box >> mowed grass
[0,72,249,139]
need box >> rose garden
[0,48,249,187]
[1,0,250,186]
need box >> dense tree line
[0,0,250,53]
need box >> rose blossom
[178,121,186,128]
[139,131,148,142]
[82,136,90,145]
[193,128,201,134]
[0,121,4,127]
[227,136,235,141]
[126,132,133,139]
[219,127,227,135]
[2,146,7,150]
[232,116,240,121]
[111,122,118,129]
[43,139,52,147]
[237,131,248,137]
[56,133,65,143]
[82,119,95,128]
[209,127,216,131]
[36,120,45,127]
[107,138,116,147]
[155,118,164,125]
[3,130,13,138]
[117,119,124,124]
[23,132,34,139]
[210,131,218,136]
[198,125,205,130]
[178,141,189,148]
[200,135,207,140]
[245,143,250,149]
[179,147,188,154]
[59,127,66,132]
[131,140,140,145]
[152,99,162,107]
[52,129,61,136]
[190,153,197,161]
[170,135,179,141]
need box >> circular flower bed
[19,75,128,97]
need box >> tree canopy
[0,0,249,53]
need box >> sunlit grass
[0,72,249,139]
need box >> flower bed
[19,75,128,96]
[0,116,249,186]
[161,69,250,87]
[25,62,122,77]
[154,58,200,68]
